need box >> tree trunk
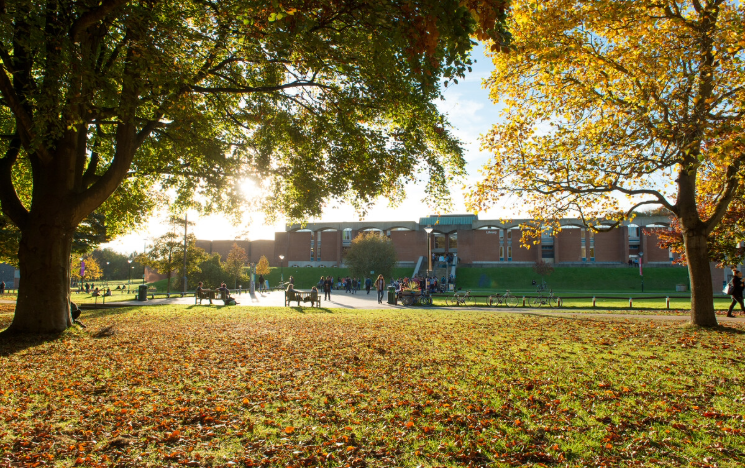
[684,229,718,327]
[7,219,74,334]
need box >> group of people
[432,252,455,268]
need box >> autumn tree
[470,0,745,327]
[70,254,102,282]
[256,255,271,277]
[137,232,207,296]
[344,232,397,280]
[224,243,248,289]
[0,0,510,334]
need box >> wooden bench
[196,289,216,305]
[285,290,321,307]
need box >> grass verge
[1,307,744,467]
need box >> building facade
[152,214,729,289]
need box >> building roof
[419,215,477,226]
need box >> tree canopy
[469,0,745,326]
[0,0,510,333]
[344,232,397,280]
[137,232,207,295]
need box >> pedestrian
[324,276,332,301]
[258,274,264,292]
[288,275,295,287]
[85,282,90,293]
[346,277,352,293]
[365,276,372,294]
[727,270,745,317]
[0,280,5,295]
[376,274,386,304]
[352,277,357,294]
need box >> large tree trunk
[7,218,75,334]
[684,229,718,327]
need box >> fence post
[592,297,596,307]
[557,298,562,307]
[666,297,670,309]
[629,297,633,308]
[522,296,526,307]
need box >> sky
[102,44,507,255]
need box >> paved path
[2,292,742,323]
[86,290,744,323]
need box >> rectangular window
[581,246,586,260]
[507,230,512,239]
[448,235,457,249]
[507,246,512,260]
[499,245,504,260]
[589,247,595,260]
[342,230,352,242]
[310,247,314,261]
[499,230,504,240]
[434,233,446,249]
[589,230,594,239]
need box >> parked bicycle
[446,290,475,306]
[488,290,519,307]
[531,289,557,307]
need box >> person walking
[727,269,745,317]
[375,274,386,304]
[0,280,5,295]
[352,277,358,294]
[365,276,372,294]
[258,274,265,293]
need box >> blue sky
[104,44,507,253]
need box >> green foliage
[224,243,248,286]
[343,232,398,280]
[138,232,207,294]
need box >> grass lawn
[1,306,744,467]
[455,267,691,293]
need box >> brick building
[184,214,729,289]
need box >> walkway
[85,290,743,323]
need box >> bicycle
[535,280,549,293]
[400,290,433,306]
[488,290,519,307]
[446,290,475,306]
[531,289,557,307]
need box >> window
[507,246,512,260]
[589,247,595,260]
[499,230,504,239]
[500,245,504,260]
[434,233,446,249]
[581,246,586,260]
[342,229,352,242]
[629,226,639,238]
[310,247,314,261]
[507,230,512,239]
[448,234,458,249]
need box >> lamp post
[128,259,132,291]
[639,251,644,293]
[105,261,110,288]
[279,255,285,282]
[424,225,433,277]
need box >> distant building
[0,263,19,289]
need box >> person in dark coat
[727,270,745,317]
[323,276,333,301]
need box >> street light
[128,259,132,292]
[279,255,285,282]
[105,261,110,288]
[424,225,433,277]
[639,251,644,293]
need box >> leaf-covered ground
[1,307,744,467]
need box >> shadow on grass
[0,328,68,356]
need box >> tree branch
[70,0,130,43]
[0,135,29,228]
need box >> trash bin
[387,287,397,305]
[138,285,148,301]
